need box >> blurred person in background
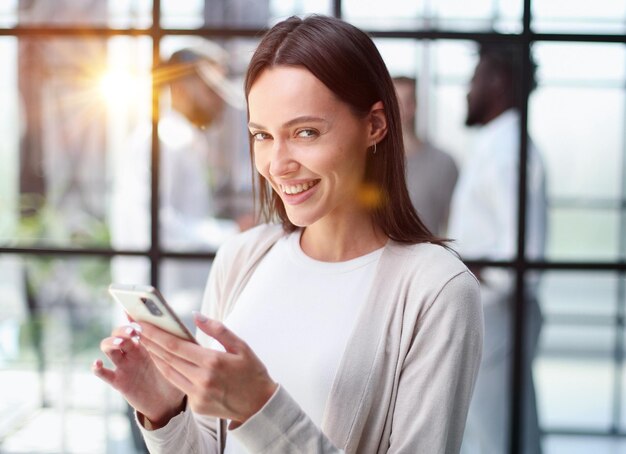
[111,41,254,328]
[393,76,458,235]
[449,43,547,454]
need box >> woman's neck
[299,217,387,262]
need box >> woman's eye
[296,129,317,139]
[252,132,270,141]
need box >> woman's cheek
[253,149,268,176]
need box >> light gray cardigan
[140,224,483,453]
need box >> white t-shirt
[221,229,383,454]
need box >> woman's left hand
[138,312,277,427]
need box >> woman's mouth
[278,179,321,205]
[279,180,320,195]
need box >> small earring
[372,142,377,154]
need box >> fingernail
[113,337,124,346]
[192,311,208,323]
[130,322,143,333]
[125,326,136,336]
[92,359,101,368]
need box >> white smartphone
[108,283,198,343]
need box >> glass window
[0,37,18,247]
[344,0,522,32]
[160,259,214,332]
[539,271,618,319]
[530,43,626,262]
[535,325,615,430]
[532,0,626,34]
[534,275,621,436]
[1,0,152,28]
[160,0,332,29]
[544,435,626,454]
[0,255,140,452]
[548,208,620,261]
[1,37,152,250]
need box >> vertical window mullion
[150,0,162,288]
[333,0,341,19]
[510,0,533,453]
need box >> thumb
[192,311,243,354]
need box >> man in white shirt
[449,44,547,454]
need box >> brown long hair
[245,15,444,246]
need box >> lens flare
[358,183,385,209]
[98,70,147,106]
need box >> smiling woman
[94,14,483,454]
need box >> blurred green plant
[12,192,114,357]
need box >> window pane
[530,43,626,262]
[0,37,18,246]
[3,0,152,28]
[160,0,332,29]
[532,0,626,34]
[0,255,141,452]
[530,87,623,201]
[0,37,152,249]
[548,208,620,261]
[539,271,618,319]
[544,435,626,454]
[160,259,213,332]
[535,43,626,84]
[535,325,614,430]
[344,0,522,32]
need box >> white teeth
[281,180,317,195]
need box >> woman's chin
[284,210,319,228]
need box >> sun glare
[98,70,148,106]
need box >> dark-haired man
[449,45,547,454]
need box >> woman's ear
[368,100,388,145]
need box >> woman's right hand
[93,323,186,428]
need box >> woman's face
[248,66,371,228]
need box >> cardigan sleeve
[229,385,345,453]
[388,270,483,454]
[137,401,220,454]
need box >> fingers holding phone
[96,323,144,372]
[137,313,277,427]
[93,321,186,426]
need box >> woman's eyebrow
[248,116,329,130]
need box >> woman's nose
[269,140,299,177]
